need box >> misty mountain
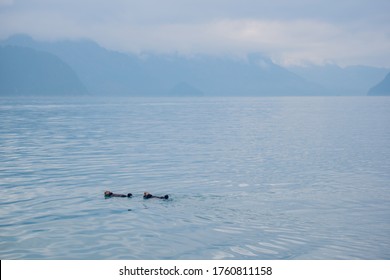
[140,53,326,96]
[368,72,390,96]
[2,34,326,96]
[288,64,389,96]
[169,82,204,96]
[3,34,387,97]
[2,34,158,96]
[0,45,87,96]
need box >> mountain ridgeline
[368,72,390,96]
[0,45,87,96]
[1,34,389,97]
[288,64,389,96]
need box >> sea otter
[143,192,169,200]
[104,191,132,198]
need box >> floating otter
[143,192,169,200]
[104,191,132,198]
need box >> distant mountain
[0,45,87,96]
[288,64,389,96]
[138,52,327,96]
[368,72,390,96]
[1,34,158,96]
[2,34,327,97]
[4,34,386,97]
[169,82,204,96]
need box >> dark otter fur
[143,192,169,200]
[104,191,132,198]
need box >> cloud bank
[1,0,389,66]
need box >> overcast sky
[1,0,389,67]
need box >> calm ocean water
[0,96,389,260]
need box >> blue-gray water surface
[0,96,389,259]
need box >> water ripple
[1,97,390,259]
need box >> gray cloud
[1,0,389,66]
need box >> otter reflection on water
[104,191,169,200]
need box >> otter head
[104,191,113,197]
[143,192,153,199]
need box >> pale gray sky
[1,0,389,66]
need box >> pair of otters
[104,191,169,200]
